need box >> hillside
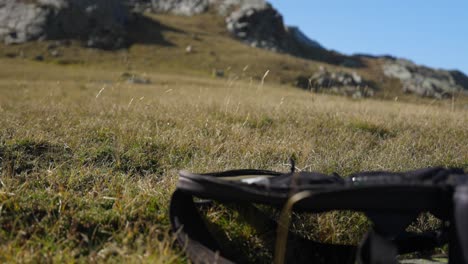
[1,11,467,105]
[0,4,467,264]
[1,0,468,101]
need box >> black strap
[170,190,234,264]
[170,190,451,263]
[225,203,357,264]
[453,185,468,263]
[170,190,357,263]
[358,231,398,264]
[170,168,467,263]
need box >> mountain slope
[1,0,467,101]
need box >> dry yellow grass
[0,54,466,262]
[0,12,467,263]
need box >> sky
[269,0,468,74]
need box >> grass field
[0,56,467,263]
[0,13,467,263]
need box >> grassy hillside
[0,13,467,263]
[2,12,454,102]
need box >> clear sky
[269,0,468,74]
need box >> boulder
[0,0,52,45]
[225,2,287,52]
[297,67,374,97]
[121,72,151,84]
[0,0,130,50]
[382,59,468,98]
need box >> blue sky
[269,0,467,74]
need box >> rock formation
[134,0,345,65]
[0,0,129,49]
[222,1,360,66]
[150,0,209,16]
[296,68,375,98]
[225,2,286,52]
[382,58,468,98]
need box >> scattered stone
[212,69,224,78]
[49,49,60,57]
[47,42,59,50]
[185,45,193,53]
[34,55,44,61]
[296,67,375,97]
[5,52,18,58]
[191,33,201,40]
[382,58,468,98]
[121,72,151,84]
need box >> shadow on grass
[203,203,356,264]
[0,139,73,176]
[126,14,185,47]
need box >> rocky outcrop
[225,2,286,52]
[0,0,129,49]
[142,0,342,64]
[382,59,468,98]
[0,0,349,65]
[0,0,52,45]
[150,0,209,15]
[209,0,266,16]
[223,1,362,67]
[223,2,325,52]
[129,0,257,16]
[296,67,375,98]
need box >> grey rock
[225,3,288,52]
[49,49,60,57]
[212,69,224,77]
[150,0,209,16]
[209,0,267,16]
[382,59,468,98]
[0,0,130,50]
[0,1,50,45]
[34,55,45,61]
[121,72,151,84]
[223,1,354,66]
[297,68,374,97]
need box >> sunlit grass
[0,55,466,262]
